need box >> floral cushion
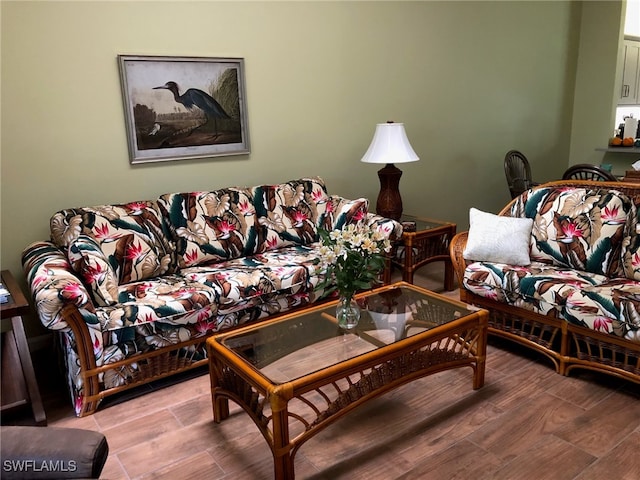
[158,187,257,268]
[67,235,119,306]
[50,201,176,284]
[622,223,640,281]
[319,196,369,231]
[251,177,330,252]
[95,275,221,331]
[510,188,635,277]
[179,244,325,314]
[365,212,404,240]
[94,284,329,407]
[565,280,640,343]
[22,241,97,331]
[463,261,609,317]
[463,260,640,344]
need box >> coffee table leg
[209,357,229,422]
[271,395,295,479]
[473,321,488,389]
[212,393,229,422]
[273,452,295,480]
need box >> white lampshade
[361,122,419,164]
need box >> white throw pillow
[463,208,533,265]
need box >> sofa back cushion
[67,235,120,306]
[50,201,176,286]
[622,221,640,280]
[510,187,635,277]
[251,177,330,252]
[157,187,257,268]
[318,195,369,231]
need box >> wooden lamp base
[376,163,404,220]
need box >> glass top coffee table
[207,282,488,479]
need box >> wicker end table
[391,214,457,290]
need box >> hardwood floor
[4,265,640,479]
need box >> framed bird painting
[118,55,250,164]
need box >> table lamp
[361,121,419,220]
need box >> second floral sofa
[22,177,402,416]
[450,179,640,384]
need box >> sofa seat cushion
[510,187,635,277]
[180,244,324,314]
[158,187,258,268]
[565,280,640,343]
[92,285,328,394]
[463,261,609,317]
[93,275,221,332]
[50,201,176,284]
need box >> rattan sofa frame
[61,296,347,416]
[60,304,209,416]
[450,179,640,384]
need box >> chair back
[561,164,618,182]
[504,150,533,199]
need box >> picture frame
[118,55,250,164]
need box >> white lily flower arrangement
[316,223,392,300]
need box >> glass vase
[336,295,360,330]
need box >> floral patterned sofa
[450,180,640,384]
[22,177,402,416]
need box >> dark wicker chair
[562,164,618,182]
[504,150,537,199]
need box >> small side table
[390,215,457,290]
[1,270,46,425]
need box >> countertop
[595,147,640,154]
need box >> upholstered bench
[0,426,109,479]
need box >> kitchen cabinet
[619,39,640,105]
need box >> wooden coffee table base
[208,300,487,479]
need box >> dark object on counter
[617,121,640,139]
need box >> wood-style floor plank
[573,431,640,480]
[489,435,596,480]
[553,388,640,457]
[396,439,502,480]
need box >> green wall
[569,0,627,169]
[0,1,624,338]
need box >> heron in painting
[153,81,231,138]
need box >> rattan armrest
[449,231,470,288]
